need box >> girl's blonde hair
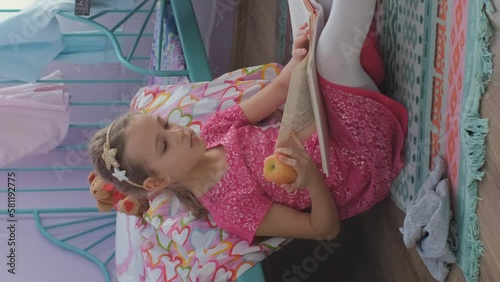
[88,113,207,218]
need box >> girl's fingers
[294,35,310,54]
[297,28,309,37]
[275,147,294,156]
[281,184,298,194]
[296,31,309,42]
[281,184,292,193]
[279,155,297,167]
[293,48,308,58]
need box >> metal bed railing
[1,0,211,82]
[0,1,212,281]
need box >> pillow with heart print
[130,64,284,134]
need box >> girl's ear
[143,176,171,191]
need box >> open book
[276,0,330,176]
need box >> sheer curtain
[0,0,137,82]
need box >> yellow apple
[263,154,297,185]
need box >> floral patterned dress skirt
[314,74,408,219]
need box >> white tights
[315,0,379,92]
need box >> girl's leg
[316,0,385,87]
[316,0,379,92]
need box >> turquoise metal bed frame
[0,0,265,281]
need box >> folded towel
[0,71,70,167]
[400,157,456,282]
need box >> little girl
[89,0,407,243]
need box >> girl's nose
[166,128,187,142]
[165,128,181,139]
[174,128,185,141]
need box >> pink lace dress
[199,77,407,244]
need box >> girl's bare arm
[240,24,310,124]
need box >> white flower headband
[101,121,144,188]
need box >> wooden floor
[233,0,500,281]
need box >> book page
[276,55,316,148]
[276,0,330,175]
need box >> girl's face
[124,113,206,188]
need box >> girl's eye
[162,119,168,153]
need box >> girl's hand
[270,23,311,98]
[275,131,323,193]
[291,23,310,64]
